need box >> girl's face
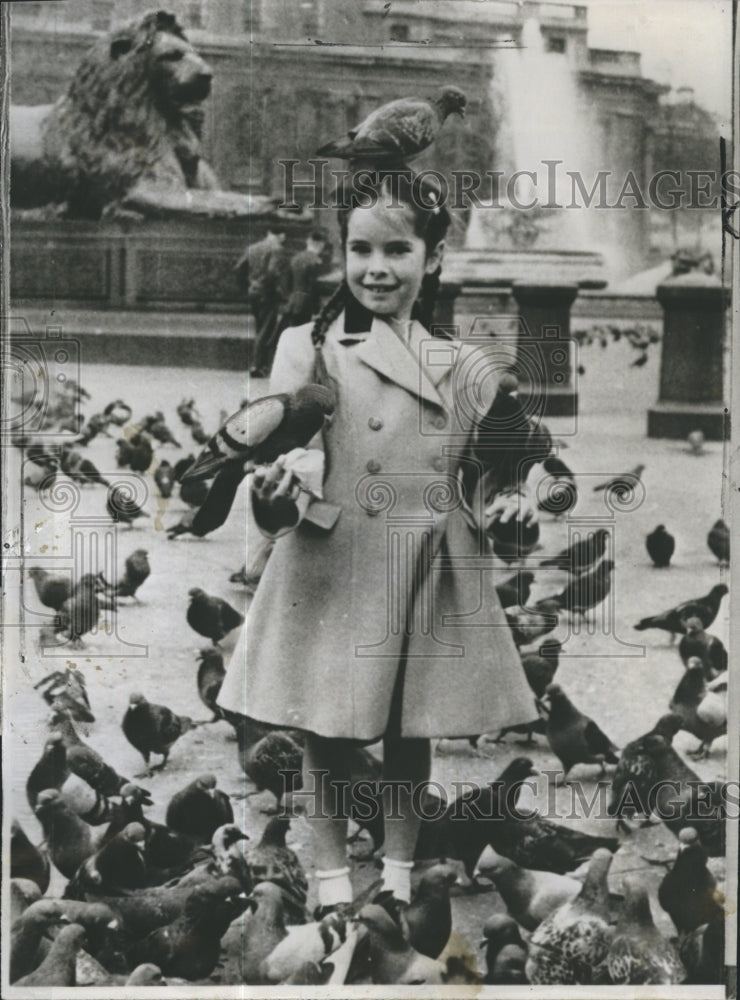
[345,201,444,322]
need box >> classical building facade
[10,0,666,265]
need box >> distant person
[234,227,288,378]
[281,229,333,329]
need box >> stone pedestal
[647,272,729,440]
[511,281,579,417]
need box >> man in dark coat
[235,227,288,378]
[280,229,332,329]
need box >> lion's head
[36,10,217,215]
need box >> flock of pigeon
[9,373,731,986]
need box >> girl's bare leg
[381,735,431,899]
[303,733,353,906]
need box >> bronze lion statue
[11,10,259,218]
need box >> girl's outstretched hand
[485,488,538,528]
[251,456,303,534]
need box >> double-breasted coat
[218,310,537,740]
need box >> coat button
[433,414,448,429]
[368,417,383,431]
[433,457,446,472]
[366,459,382,474]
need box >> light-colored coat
[219,312,536,740]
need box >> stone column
[647,271,729,440]
[511,281,579,417]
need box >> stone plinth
[647,272,729,440]
[511,281,579,418]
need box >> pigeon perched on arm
[186,588,244,645]
[122,692,195,776]
[706,519,729,564]
[646,524,675,567]
[316,86,466,164]
[183,385,335,483]
[543,683,620,782]
[634,584,728,639]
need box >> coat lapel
[354,316,454,410]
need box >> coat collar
[341,314,455,409]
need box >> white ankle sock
[316,866,352,908]
[381,857,413,903]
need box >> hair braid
[413,267,442,331]
[309,281,346,480]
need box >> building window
[547,36,566,54]
[390,23,410,42]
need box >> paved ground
[4,335,729,984]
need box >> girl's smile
[345,201,443,322]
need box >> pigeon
[107,484,150,526]
[686,429,705,455]
[196,648,226,721]
[678,617,727,678]
[245,816,308,924]
[122,692,194,776]
[78,413,112,445]
[607,713,684,828]
[64,823,149,899]
[186,587,244,644]
[142,411,181,448]
[190,421,210,445]
[129,876,249,980]
[10,820,50,895]
[636,735,725,856]
[176,398,201,427]
[540,528,609,573]
[606,876,685,984]
[480,913,528,984]
[13,922,87,987]
[548,558,614,619]
[166,774,234,842]
[183,384,336,482]
[59,446,110,487]
[33,789,98,879]
[48,708,131,808]
[126,963,167,985]
[17,899,124,974]
[679,917,725,985]
[543,683,620,781]
[658,828,725,934]
[646,525,675,568]
[115,432,153,473]
[525,848,614,984]
[10,902,74,983]
[491,639,560,743]
[245,730,304,806]
[103,399,132,426]
[26,732,71,808]
[474,845,580,931]
[27,567,72,612]
[535,455,577,517]
[10,880,42,925]
[706,518,729,564]
[154,460,175,498]
[167,459,247,539]
[495,570,535,609]
[416,757,617,877]
[238,882,290,983]
[401,864,457,959]
[104,548,151,602]
[473,374,552,487]
[634,584,728,638]
[34,667,93,722]
[346,904,445,985]
[669,661,726,758]
[316,86,466,164]
[505,602,560,647]
[54,575,102,645]
[592,463,645,493]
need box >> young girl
[219,168,538,912]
